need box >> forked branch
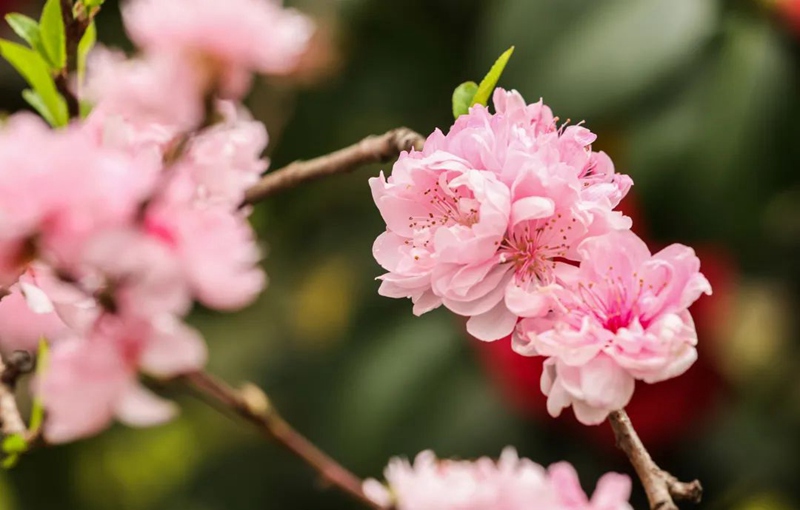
[608,410,702,510]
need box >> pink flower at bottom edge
[364,448,632,510]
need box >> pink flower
[85,47,207,132]
[0,275,67,353]
[371,88,632,341]
[514,230,712,424]
[363,448,632,510]
[145,175,266,311]
[80,230,192,319]
[39,313,206,443]
[177,102,269,207]
[0,114,157,277]
[370,152,512,316]
[122,0,314,98]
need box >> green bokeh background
[2,0,800,509]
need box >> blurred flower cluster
[0,0,312,442]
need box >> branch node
[239,382,271,417]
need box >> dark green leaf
[2,454,20,469]
[452,81,478,118]
[472,46,514,107]
[39,0,65,71]
[0,39,68,126]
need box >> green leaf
[77,21,96,84]
[452,81,478,118]
[4,13,51,63]
[22,89,57,126]
[0,39,68,126]
[39,0,65,71]
[80,100,93,118]
[28,339,50,434]
[81,0,105,8]
[2,434,28,455]
[2,454,20,470]
[472,46,514,108]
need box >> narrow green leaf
[79,100,93,118]
[452,81,478,118]
[2,434,28,455]
[28,339,49,434]
[81,0,105,8]
[4,14,51,62]
[2,454,20,469]
[77,21,96,84]
[22,89,57,126]
[39,0,65,71]
[472,46,515,107]
[0,39,68,126]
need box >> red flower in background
[777,0,800,33]
[473,195,735,452]
[0,0,20,17]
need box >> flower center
[499,214,576,286]
[404,180,479,249]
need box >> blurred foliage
[2,0,800,509]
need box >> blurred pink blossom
[122,0,314,98]
[364,448,632,510]
[0,114,157,280]
[0,274,67,353]
[85,47,206,132]
[145,197,266,311]
[39,314,205,443]
[178,102,269,207]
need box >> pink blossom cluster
[364,448,632,510]
[0,0,312,442]
[371,88,711,424]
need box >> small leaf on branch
[2,454,20,469]
[22,89,57,126]
[0,39,68,126]
[39,0,66,71]
[28,339,50,434]
[2,434,28,455]
[452,81,478,118]
[77,21,96,85]
[472,46,515,108]
[4,13,52,66]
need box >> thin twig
[57,0,89,119]
[243,127,425,205]
[181,371,386,509]
[0,354,30,436]
[608,410,703,510]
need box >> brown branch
[608,410,702,510]
[0,353,33,436]
[57,0,89,119]
[181,371,386,509]
[243,127,425,205]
